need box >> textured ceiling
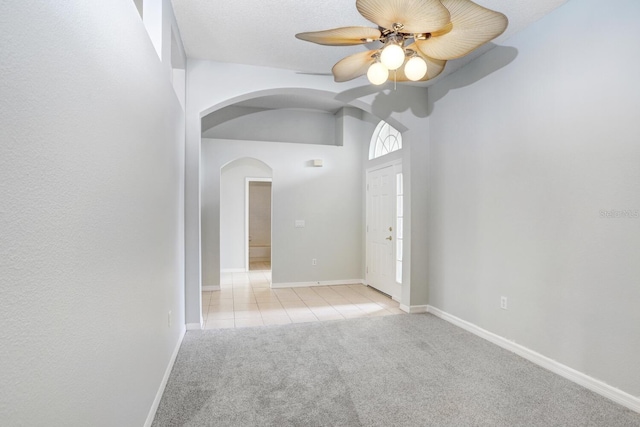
[171,0,568,83]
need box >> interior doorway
[246,178,272,271]
[219,158,272,279]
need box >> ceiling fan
[295,0,508,85]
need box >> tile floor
[248,260,271,271]
[202,270,404,329]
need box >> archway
[221,158,272,273]
[188,85,424,329]
[199,88,408,134]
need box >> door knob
[386,236,393,241]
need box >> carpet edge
[426,305,640,414]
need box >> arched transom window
[369,120,402,160]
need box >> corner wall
[0,1,186,425]
[427,0,640,397]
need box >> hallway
[202,270,404,329]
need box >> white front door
[366,164,399,298]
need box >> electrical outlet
[312,258,317,266]
[500,296,508,310]
[168,310,172,327]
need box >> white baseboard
[271,279,364,289]
[399,304,428,314]
[221,268,246,273]
[202,285,220,292]
[186,317,203,331]
[426,305,640,414]
[144,326,186,427]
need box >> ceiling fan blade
[395,44,447,81]
[332,50,377,82]
[295,26,381,46]
[415,0,508,60]
[356,0,451,34]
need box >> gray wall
[202,108,369,286]
[0,1,186,425]
[203,108,337,145]
[217,158,272,273]
[427,0,640,397]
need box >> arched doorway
[200,157,273,291]
[220,158,273,274]
[189,86,418,329]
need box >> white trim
[426,305,640,414]
[186,316,203,331]
[392,295,401,303]
[186,323,202,330]
[366,159,402,174]
[399,304,428,314]
[221,268,245,273]
[369,120,403,160]
[202,285,220,292]
[144,326,186,427]
[271,279,364,289]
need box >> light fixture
[295,0,508,85]
[380,41,405,71]
[367,61,389,85]
[404,54,427,81]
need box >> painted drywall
[202,108,337,145]
[216,158,272,273]
[0,1,185,425]
[202,128,366,286]
[427,0,640,397]
[185,60,431,324]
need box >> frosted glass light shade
[380,44,405,70]
[404,56,427,81]
[367,62,389,85]
[332,49,378,82]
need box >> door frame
[245,177,273,272]
[365,159,402,300]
